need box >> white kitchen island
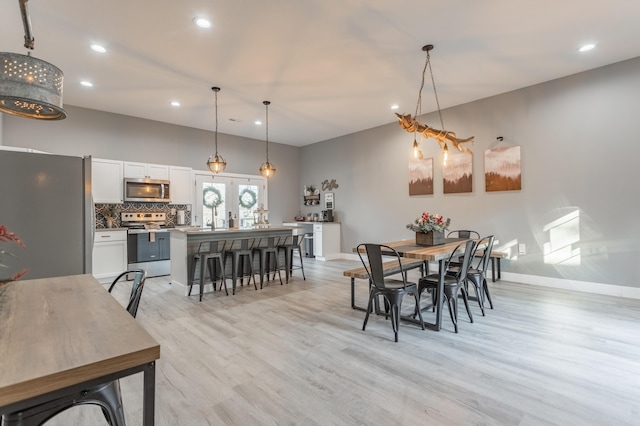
[169,226,294,295]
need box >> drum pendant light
[0,0,66,120]
[259,100,276,179]
[206,86,227,173]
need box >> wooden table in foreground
[0,274,160,425]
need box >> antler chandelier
[396,44,472,156]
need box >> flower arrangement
[100,204,118,219]
[406,212,451,233]
[1,225,28,285]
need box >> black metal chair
[417,240,475,333]
[224,238,257,294]
[466,235,495,314]
[253,236,283,288]
[447,229,480,239]
[275,232,309,283]
[2,270,148,426]
[358,243,424,342]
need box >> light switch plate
[518,243,526,255]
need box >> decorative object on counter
[239,188,257,209]
[100,204,119,228]
[206,86,227,173]
[254,204,270,228]
[406,212,450,246]
[396,44,473,161]
[485,137,521,192]
[228,211,235,228]
[295,212,304,221]
[0,0,66,120]
[321,179,339,191]
[259,100,277,179]
[0,225,28,285]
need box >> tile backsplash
[95,203,191,228]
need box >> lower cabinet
[92,230,128,283]
[313,223,341,261]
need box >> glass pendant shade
[207,154,226,173]
[259,161,276,179]
[412,138,423,159]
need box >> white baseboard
[338,252,640,300]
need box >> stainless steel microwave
[124,178,171,203]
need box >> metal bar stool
[189,240,227,301]
[275,233,308,283]
[253,236,283,288]
[224,238,257,294]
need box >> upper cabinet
[124,161,169,180]
[92,158,124,203]
[169,166,192,205]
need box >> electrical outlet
[518,243,526,255]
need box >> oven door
[127,231,170,263]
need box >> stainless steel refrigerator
[0,149,92,280]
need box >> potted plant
[406,212,450,246]
[0,225,28,286]
[100,205,119,228]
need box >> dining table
[358,238,471,331]
[0,274,160,425]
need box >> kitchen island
[169,226,294,295]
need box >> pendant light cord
[214,88,219,155]
[414,48,446,132]
[265,101,270,162]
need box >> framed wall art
[408,158,433,195]
[443,152,472,194]
[485,145,521,191]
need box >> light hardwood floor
[46,258,640,425]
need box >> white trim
[499,271,640,299]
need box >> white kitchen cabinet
[92,158,124,203]
[124,161,169,180]
[92,230,128,283]
[313,222,341,261]
[169,166,192,205]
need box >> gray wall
[1,106,301,225]
[300,57,640,288]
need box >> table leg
[435,259,445,331]
[497,258,501,281]
[143,361,156,426]
[351,277,356,309]
[491,258,496,282]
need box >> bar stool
[189,240,227,301]
[253,236,283,288]
[275,233,308,283]
[224,238,257,294]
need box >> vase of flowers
[100,204,119,228]
[1,225,28,286]
[406,212,450,246]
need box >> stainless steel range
[122,212,170,278]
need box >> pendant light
[0,0,66,120]
[396,44,474,158]
[206,86,227,173]
[259,100,276,179]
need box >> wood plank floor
[46,258,640,425]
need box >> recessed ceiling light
[391,104,399,110]
[194,17,212,28]
[170,101,181,107]
[90,44,106,53]
[579,43,596,52]
[80,81,93,87]
[255,120,262,125]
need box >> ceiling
[2,1,640,147]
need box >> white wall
[1,106,301,225]
[300,57,640,288]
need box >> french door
[193,172,266,229]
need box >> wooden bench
[344,258,426,311]
[473,250,507,282]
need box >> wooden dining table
[0,274,160,425]
[359,238,471,331]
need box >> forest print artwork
[485,146,521,191]
[409,158,433,195]
[443,152,472,194]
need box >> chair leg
[298,248,306,280]
[460,286,474,323]
[484,278,494,309]
[446,295,458,333]
[273,251,283,285]
[217,258,228,296]
[413,291,425,330]
[469,275,486,316]
[362,291,375,331]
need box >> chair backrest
[447,229,480,239]
[256,236,279,249]
[198,240,226,254]
[228,238,254,251]
[446,240,476,281]
[357,243,406,290]
[108,269,147,318]
[473,235,495,272]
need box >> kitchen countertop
[170,226,295,235]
